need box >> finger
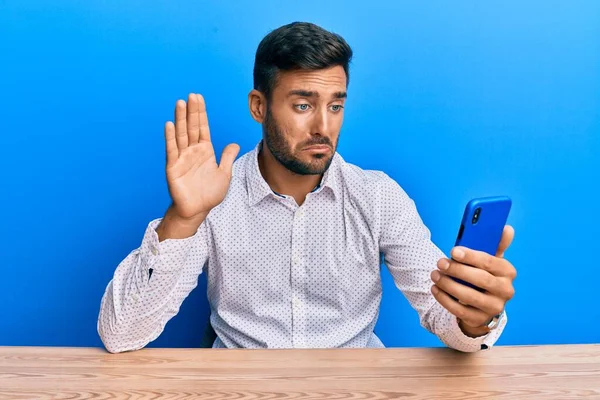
[197,94,212,143]
[174,99,188,150]
[437,258,515,299]
[164,121,178,167]
[431,271,505,317]
[496,225,515,258]
[451,246,512,278]
[219,143,240,176]
[431,285,491,328]
[186,93,200,144]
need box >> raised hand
[164,93,240,220]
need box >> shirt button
[151,246,158,256]
[132,293,140,302]
[292,256,299,265]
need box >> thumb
[496,225,515,258]
[219,143,240,176]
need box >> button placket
[290,206,307,347]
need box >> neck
[258,142,322,206]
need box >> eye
[295,104,311,112]
[330,105,344,112]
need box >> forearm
[98,218,206,353]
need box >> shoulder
[207,149,253,217]
[230,149,253,183]
[336,155,410,204]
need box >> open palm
[164,93,239,219]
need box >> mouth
[303,145,331,153]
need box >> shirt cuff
[438,308,508,352]
[139,218,202,273]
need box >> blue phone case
[452,196,512,291]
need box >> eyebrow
[287,90,347,99]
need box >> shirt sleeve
[97,218,209,353]
[377,175,507,352]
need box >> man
[98,22,516,353]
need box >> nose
[310,106,330,137]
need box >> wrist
[458,318,490,338]
[157,206,208,241]
[170,204,209,224]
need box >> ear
[248,89,267,123]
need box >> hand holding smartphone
[452,196,512,291]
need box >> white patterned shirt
[98,142,507,353]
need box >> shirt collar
[246,140,340,207]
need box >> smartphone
[451,196,512,291]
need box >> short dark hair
[253,22,353,100]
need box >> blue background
[1,1,598,348]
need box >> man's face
[263,66,347,175]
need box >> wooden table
[1,344,599,399]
